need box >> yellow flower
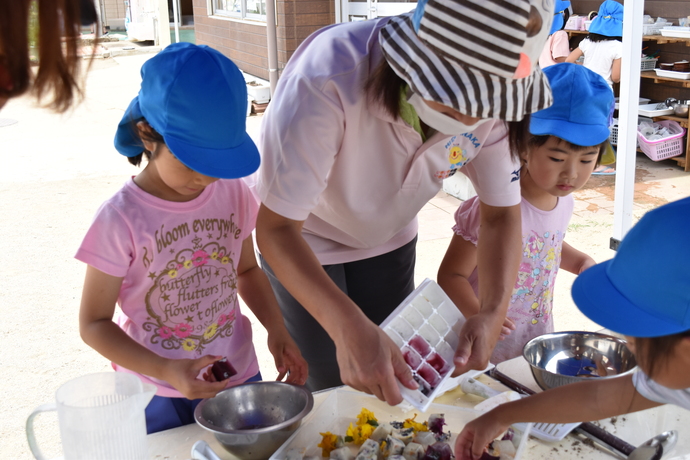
[211,252,219,260]
[184,260,193,269]
[356,408,377,427]
[346,422,375,445]
[317,432,340,457]
[204,324,218,339]
[221,256,230,264]
[168,269,178,278]
[182,338,197,351]
[403,414,428,432]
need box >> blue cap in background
[588,0,624,37]
[114,42,260,179]
[572,196,690,337]
[550,0,571,35]
[530,63,612,146]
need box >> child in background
[566,0,623,175]
[437,63,612,364]
[76,43,307,434]
[454,196,690,460]
[538,0,572,68]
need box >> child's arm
[455,374,663,460]
[560,241,596,274]
[438,234,481,319]
[79,266,228,399]
[236,235,308,385]
[611,57,622,83]
[565,47,583,63]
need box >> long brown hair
[364,58,530,162]
[633,329,690,379]
[0,0,97,112]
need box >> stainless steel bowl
[523,331,637,390]
[194,382,314,459]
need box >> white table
[147,356,690,459]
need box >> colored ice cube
[402,306,424,329]
[428,313,448,335]
[409,334,432,357]
[426,352,451,376]
[402,346,423,370]
[413,373,432,397]
[418,362,442,388]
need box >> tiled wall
[193,0,334,80]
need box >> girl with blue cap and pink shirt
[539,1,572,68]
[455,195,690,459]
[439,63,612,365]
[75,42,307,434]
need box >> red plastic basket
[637,120,686,161]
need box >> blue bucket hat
[529,63,612,146]
[114,42,259,179]
[588,0,623,37]
[550,0,571,35]
[572,197,690,338]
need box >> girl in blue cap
[75,43,307,434]
[539,1,572,68]
[454,196,690,460]
[567,0,623,175]
[438,63,612,365]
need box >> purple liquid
[402,346,423,370]
[418,363,441,388]
[426,352,450,376]
[409,335,432,357]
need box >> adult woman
[0,0,97,112]
[256,0,555,404]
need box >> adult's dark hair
[0,0,98,112]
[528,134,608,165]
[633,329,690,379]
[127,119,165,167]
[587,32,622,42]
[364,58,530,162]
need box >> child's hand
[498,317,516,340]
[267,330,308,385]
[163,355,229,400]
[455,413,510,460]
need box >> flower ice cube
[426,352,450,376]
[409,335,432,357]
[418,362,441,388]
[402,346,423,370]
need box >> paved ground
[1,53,689,459]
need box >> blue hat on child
[114,42,259,179]
[530,63,612,146]
[588,0,624,38]
[572,197,690,337]
[550,0,571,35]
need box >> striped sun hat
[380,0,555,121]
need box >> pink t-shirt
[75,179,260,397]
[539,31,570,68]
[453,194,574,364]
[257,17,521,265]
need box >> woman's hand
[163,355,229,400]
[267,329,308,385]
[455,413,510,460]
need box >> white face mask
[408,92,490,135]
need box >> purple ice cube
[409,335,432,357]
[402,346,423,370]
[418,362,442,388]
[426,352,451,376]
[413,373,432,396]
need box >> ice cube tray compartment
[379,278,471,411]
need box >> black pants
[260,236,417,392]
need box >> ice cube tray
[380,278,467,411]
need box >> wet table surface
[148,356,690,460]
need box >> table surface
[148,356,690,460]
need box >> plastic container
[379,279,487,411]
[640,58,658,71]
[269,387,532,460]
[660,26,690,38]
[642,22,672,35]
[654,68,690,80]
[615,97,650,110]
[638,103,674,117]
[637,120,686,161]
[609,117,653,146]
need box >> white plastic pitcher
[26,372,156,460]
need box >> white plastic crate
[643,22,672,35]
[640,58,658,71]
[610,117,653,146]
